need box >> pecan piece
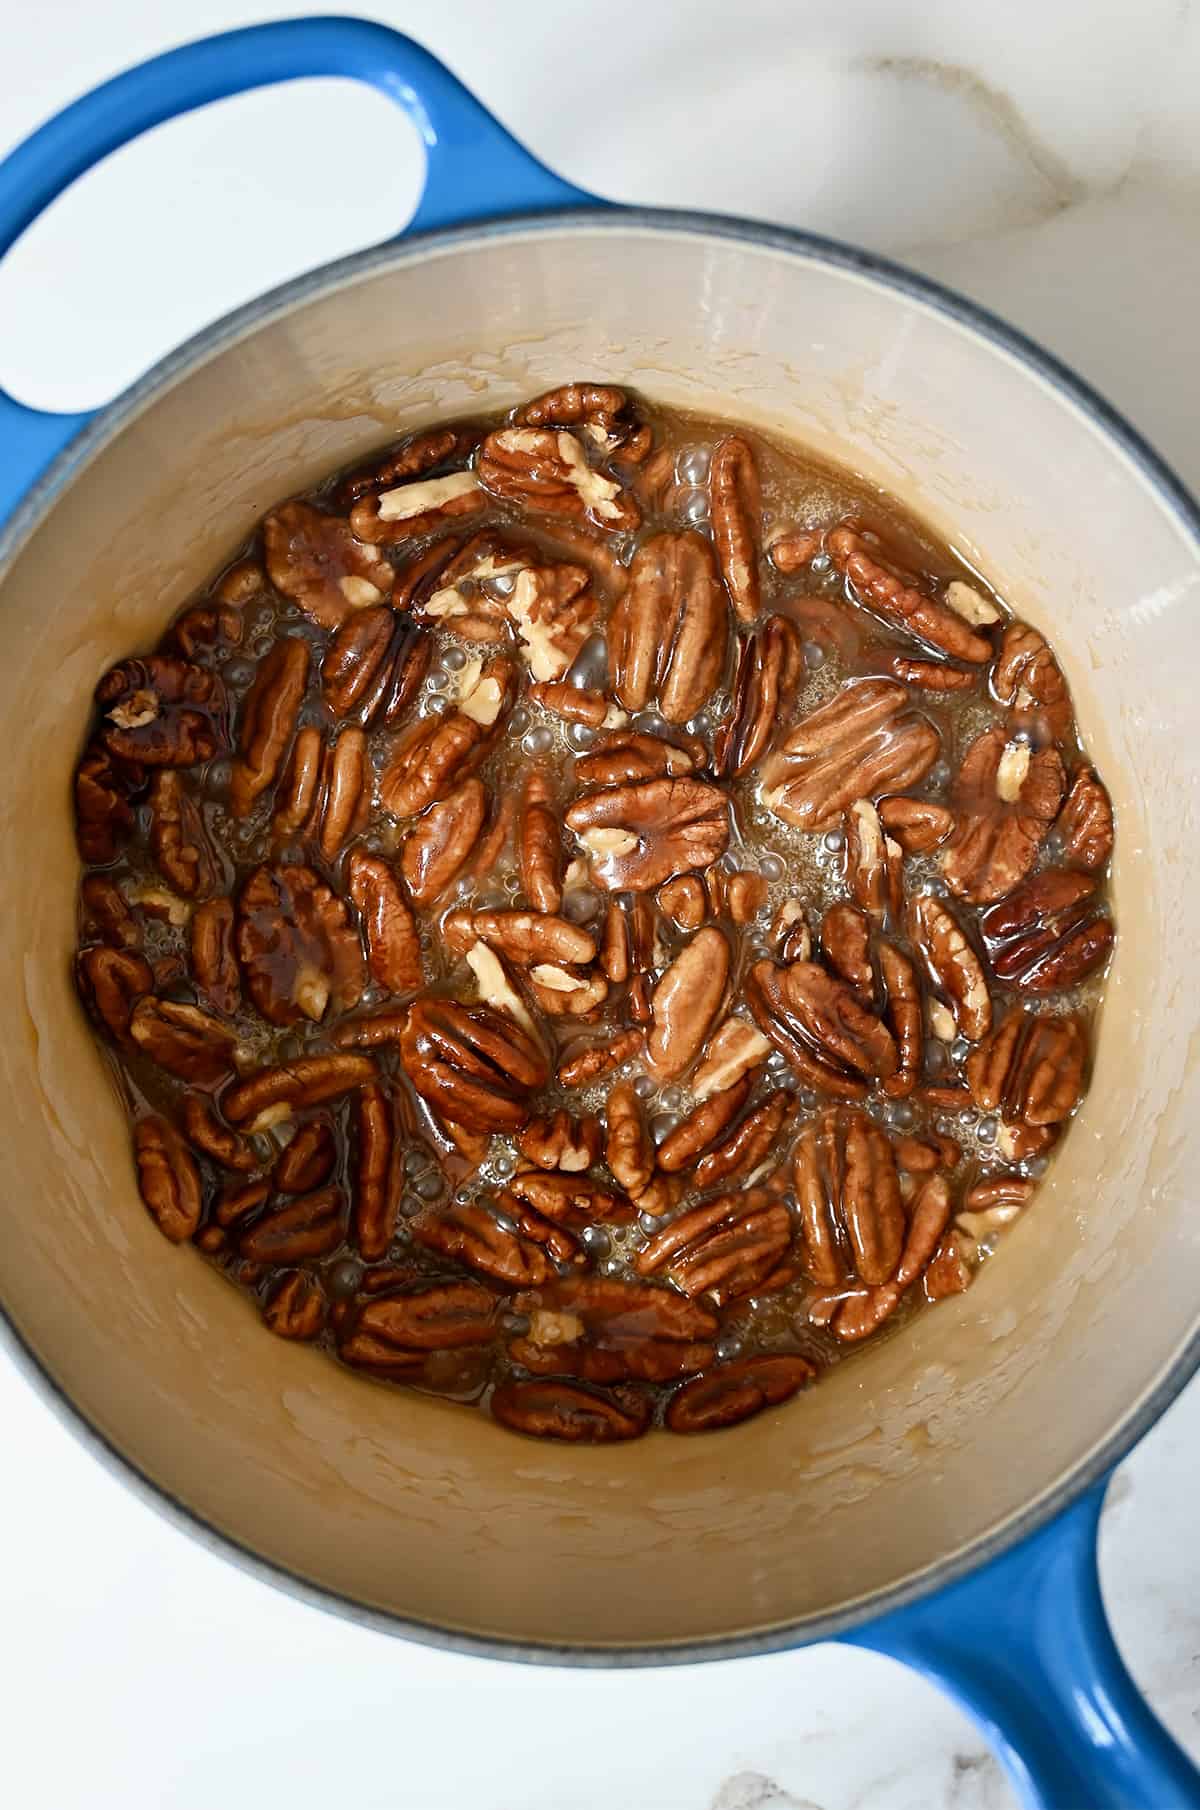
[647,927,730,1081]
[502,1169,635,1228]
[147,770,214,898]
[96,655,225,768]
[877,794,954,854]
[339,1282,496,1375]
[793,1108,904,1288]
[924,1236,974,1300]
[349,472,485,545]
[708,434,761,622]
[966,1010,1087,1125]
[575,729,699,788]
[236,1187,344,1262]
[477,427,638,531]
[1057,766,1114,872]
[529,680,626,729]
[748,960,898,1098]
[502,559,596,682]
[400,997,548,1133]
[656,1074,755,1173]
[894,1133,961,1174]
[275,1120,337,1193]
[887,654,977,692]
[169,598,244,661]
[380,656,513,817]
[714,615,804,778]
[179,1093,256,1173]
[229,637,310,818]
[344,849,422,995]
[845,798,902,922]
[828,526,992,662]
[262,1272,327,1340]
[517,1110,601,1173]
[509,1277,716,1383]
[908,893,992,1041]
[761,678,940,832]
[74,741,139,864]
[823,1172,953,1342]
[690,1017,772,1100]
[190,897,240,1015]
[351,1083,399,1261]
[129,996,240,1085]
[770,899,813,965]
[604,1081,657,1198]
[224,1053,376,1129]
[566,776,729,893]
[666,1354,815,1433]
[607,531,727,724]
[993,622,1072,742]
[413,1201,550,1288]
[980,869,1113,993]
[333,426,482,509]
[491,1379,649,1443]
[658,874,708,932]
[942,727,1065,905]
[134,1117,202,1244]
[264,501,394,627]
[878,939,922,1100]
[599,893,655,984]
[322,606,430,727]
[821,903,874,1000]
[769,530,821,573]
[272,725,369,862]
[76,946,153,1044]
[556,1028,643,1089]
[693,1089,795,1190]
[706,865,768,926]
[635,1188,794,1306]
[236,864,365,1026]
[520,772,563,911]
[513,384,634,436]
[443,907,596,967]
[401,777,487,908]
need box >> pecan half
[761,678,940,832]
[443,908,596,968]
[509,1277,716,1383]
[272,726,369,862]
[379,656,513,816]
[877,940,922,1099]
[518,771,562,912]
[993,622,1072,742]
[345,849,423,994]
[748,960,898,1098]
[502,559,596,681]
[666,1354,815,1432]
[690,1017,772,1100]
[828,526,993,662]
[400,997,547,1133]
[693,1088,795,1190]
[708,434,761,622]
[74,741,139,864]
[236,1187,344,1263]
[147,770,214,898]
[821,903,874,999]
[513,384,634,436]
[517,1110,601,1172]
[1057,766,1114,872]
[636,1188,792,1305]
[229,637,310,818]
[566,776,729,892]
[275,1120,337,1193]
[401,777,487,908]
[333,426,482,509]
[491,1379,649,1443]
[845,798,902,922]
[224,1053,376,1129]
[76,946,153,1044]
[477,427,638,531]
[134,1117,202,1243]
[413,1201,550,1288]
[262,1271,327,1340]
[96,655,225,768]
[768,529,821,573]
[705,865,768,926]
[714,615,804,778]
[908,893,992,1041]
[823,1172,953,1343]
[339,1281,497,1375]
[129,997,241,1085]
[980,870,1113,993]
[236,864,365,1026]
[190,897,241,1015]
[556,1028,644,1089]
[942,728,1065,905]
[656,1074,754,1172]
[263,501,394,629]
[322,607,430,728]
[575,729,699,789]
[607,531,727,724]
[877,794,955,854]
[793,1108,904,1287]
[967,1010,1087,1126]
[647,927,730,1080]
[351,1082,399,1260]
[503,1169,635,1229]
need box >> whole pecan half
[477,427,639,531]
[262,1271,327,1340]
[235,1186,345,1263]
[966,1010,1087,1125]
[793,1107,905,1288]
[501,558,596,682]
[190,897,241,1015]
[908,893,992,1041]
[272,726,369,862]
[345,849,423,994]
[845,798,902,922]
[647,927,730,1080]
[502,1169,635,1229]
[264,500,393,626]
[339,1282,497,1375]
[827,526,993,662]
[508,1276,717,1383]
[76,946,153,1045]
[513,384,635,436]
[351,1082,399,1261]
[761,678,940,832]
[516,1109,601,1173]
[821,902,874,999]
[635,1188,793,1305]
[565,776,730,893]
[129,996,241,1086]
[349,471,485,545]
[877,794,955,854]
[96,655,225,767]
[693,1088,795,1190]
[748,959,898,1098]
[322,606,430,727]
[491,1379,650,1443]
[520,771,563,913]
[413,1200,551,1288]
[134,1116,202,1243]
[607,531,728,724]
[74,741,139,864]
[333,425,483,510]
[575,729,700,788]
[666,1354,816,1433]
[877,940,922,1099]
[1056,766,1114,872]
[993,622,1072,742]
[400,996,548,1133]
[223,1053,376,1128]
[714,615,804,777]
[708,434,762,622]
[379,656,513,817]
[229,637,310,818]
[690,1017,772,1100]
[236,864,365,1026]
[148,770,214,898]
[275,1119,337,1193]
[442,908,596,968]
[401,777,487,907]
[980,869,1113,993]
[181,1093,258,1172]
[941,728,1065,905]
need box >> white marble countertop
[2,4,1200,1806]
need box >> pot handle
[843,1478,1200,1808]
[0,14,592,532]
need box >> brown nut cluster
[73,383,1112,1443]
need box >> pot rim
[3,204,1198,1667]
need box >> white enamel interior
[1,221,1197,1651]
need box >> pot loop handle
[0,14,593,533]
[843,1479,1200,1809]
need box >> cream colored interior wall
[0,224,1195,1647]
